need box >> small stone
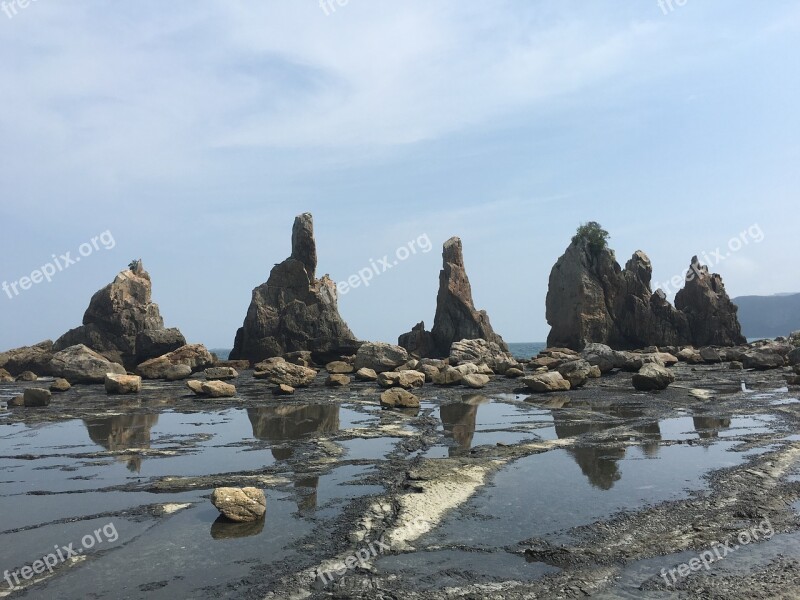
[380,388,420,408]
[325,361,354,374]
[377,370,425,389]
[729,361,744,370]
[355,367,378,382]
[186,380,205,394]
[104,373,142,395]
[273,384,295,395]
[23,388,51,407]
[505,368,524,378]
[50,378,71,392]
[210,487,266,522]
[15,371,38,382]
[325,374,351,387]
[464,373,490,388]
[200,381,237,398]
[522,372,571,393]
[204,367,239,381]
[164,364,192,381]
[632,364,675,391]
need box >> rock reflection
[210,515,265,540]
[693,416,732,439]
[84,413,159,472]
[552,403,662,490]
[440,395,489,456]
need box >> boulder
[377,370,425,389]
[0,340,54,376]
[522,372,571,393]
[449,339,518,373]
[354,342,409,374]
[419,364,440,382]
[8,395,24,407]
[677,347,703,364]
[632,364,675,391]
[164,364,192,381]
[136,344,214,379]
[200,381,237,398]
[399,237,508,357]
[325,361,354,374]
[788,347,800,366]
[557,360,593,389]
[355,367,378,382]
[204,367,239,381]
[325,374,351,387]
[580,343,626,373]
[729,361,744,370]
[50,378,71,392]
[49,344,126,383]
[23,388,51,407]
[463,373,490,389]
[53,262,185,369]
[379,388,420,409]
[284,351,314,367]
[742,349,785,370]
[699,347,722,364]
[15,371,38,381]
[432,365,464,386]
[104,374,142,395]
[230,213,359,363]
[210,487,266,522]
[0,368,12,383]
[253,357,317,387]
[273,384,295,396]
[186,380,205,394]
[505,367,525,378]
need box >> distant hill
[733,293,800,339]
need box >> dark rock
[15,371,38,381]
[53,262,185,369]
[204,367,239,381]
[546,235,744,350]
[674,257,746,347]
[398,321,437,359]
[399,237,507,357]
[23,388,51,407]
[0,340,54,376]
[230,214,359,363]
[742,349,786,370]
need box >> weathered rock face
[230,214,359,364]
[49,344,126,384]
[399,237,507,358]
[0,340,55,376]
[136,344,214,380]
[53,261,185,369]
[674,257,746,347]
[546,237,743,350]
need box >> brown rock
[50,378,71,392]
[49,344,126,383]
[325,374,351,387]
[137,344,214,379]
[230,213,359,364]
[380,388,420,408]
[23,388,51,407]
[200,381,237,398]
[104,374,142,395]
[210,487,266,522]
[15,371,38,381]
[253,358,317,387]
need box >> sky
[1,1,798,350]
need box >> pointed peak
[291,213,317,279]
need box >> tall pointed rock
[230,213,359,364]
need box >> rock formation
[230,214,359,364]
[398,237,507,358]
[0,340,55,376]
[53,261,185,369]
[674,257,746,347]
[546,234,744,350]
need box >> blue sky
[1,1,798,350]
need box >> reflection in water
[552,403,662,490]
[440,395,489,456]
[210,514,265,539]
[248,404,340,460]
[248,404,339,512]
[693,416,732,439]
[84,414,159,472]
